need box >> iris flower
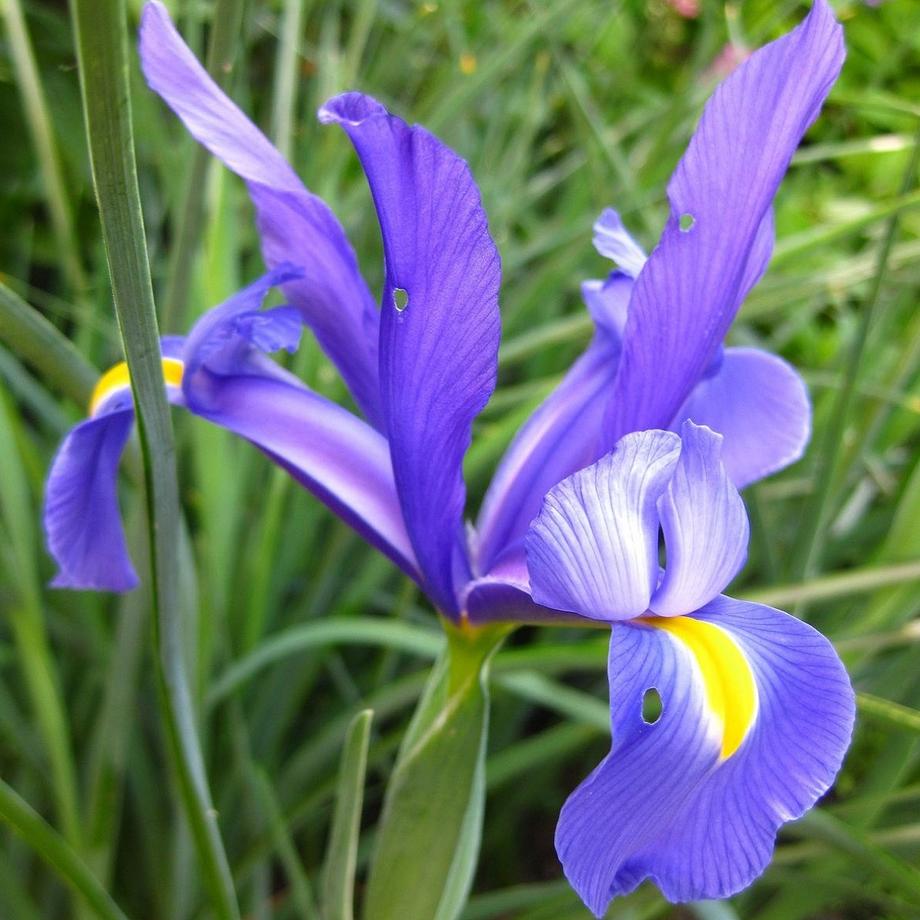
[43,0,854,909]
[527,421,854,913]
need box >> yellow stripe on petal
[89,357,184,417]
[642,615,758,760]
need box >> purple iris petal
[592,208,647,276]
[556,600,854,914]
[190,374,418,578]
[525,430,681,621]
[605,0,843,442]
[181,265,303,386]
[44,407,138,592]
[138,2,381,424]
[674,347,811,489]
[320,92,501,616]
[475,274,631,574]
[650,422,748,616]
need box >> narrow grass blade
[0,281,98,406]
[161,0,246,330]
[790,122,920,581]
[251,767,321,920]
[69,1,238,916]
[0,778,131,920]
[322,709,373,920]
[856,692,920,734]
[1,0,87,301]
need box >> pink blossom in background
[705,42,751,81]
[666,0,701,18]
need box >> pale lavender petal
[556,622,719,915]
[43,407,138,592]
[605,0,843,441]
[592,208,647,276]
[674,347,811,488]
[556,600,854,914]
[475,274,632,573]
[320,92,501,615]
[138,2,381,422]
[650,421,748,616]
[525,431,681,621]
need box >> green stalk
[365,622,511,920]
[271,0,307,160]
[0,778,131,920]
[161,0,246,331]
[1,0,88,304]
[0,390,83,861]
[0,281,98,407]
[69,2,239,917]
[790,121,920,582]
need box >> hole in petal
[679,213,695,233]
[392,287,409,312]
[641,687,662,724]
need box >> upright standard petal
[475,274,632,573]
[320,92,501,615]
[138,2,381,423]
[526,431,681,621]
[650,422,749,616]
[557,600,853,914]
[674,347,811,488]
[605,0,843,442]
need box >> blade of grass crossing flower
[69,2,239,917]
[0,778,130,920]
[322,709,373,920]
[365,625,510,920]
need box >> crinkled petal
[557,600,853,914]
[674,347,811,488]
[189,372,418,578]
[650,421,748,616]
[525,431,681,621]
[138,2,381,423]
[43,407,138,592]
[182,266,303,389]
[475,275,631,573]
[592,208,647,276]
[605,0,843,442]
[320,92,501,615]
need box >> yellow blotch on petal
[89,357,185,417]
[641,615,757,760]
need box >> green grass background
[1,0,919,917]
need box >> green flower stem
[364,621,512,920]
[69,1,239,917]
[0,777,131,920]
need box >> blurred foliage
[0,0,919,918]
